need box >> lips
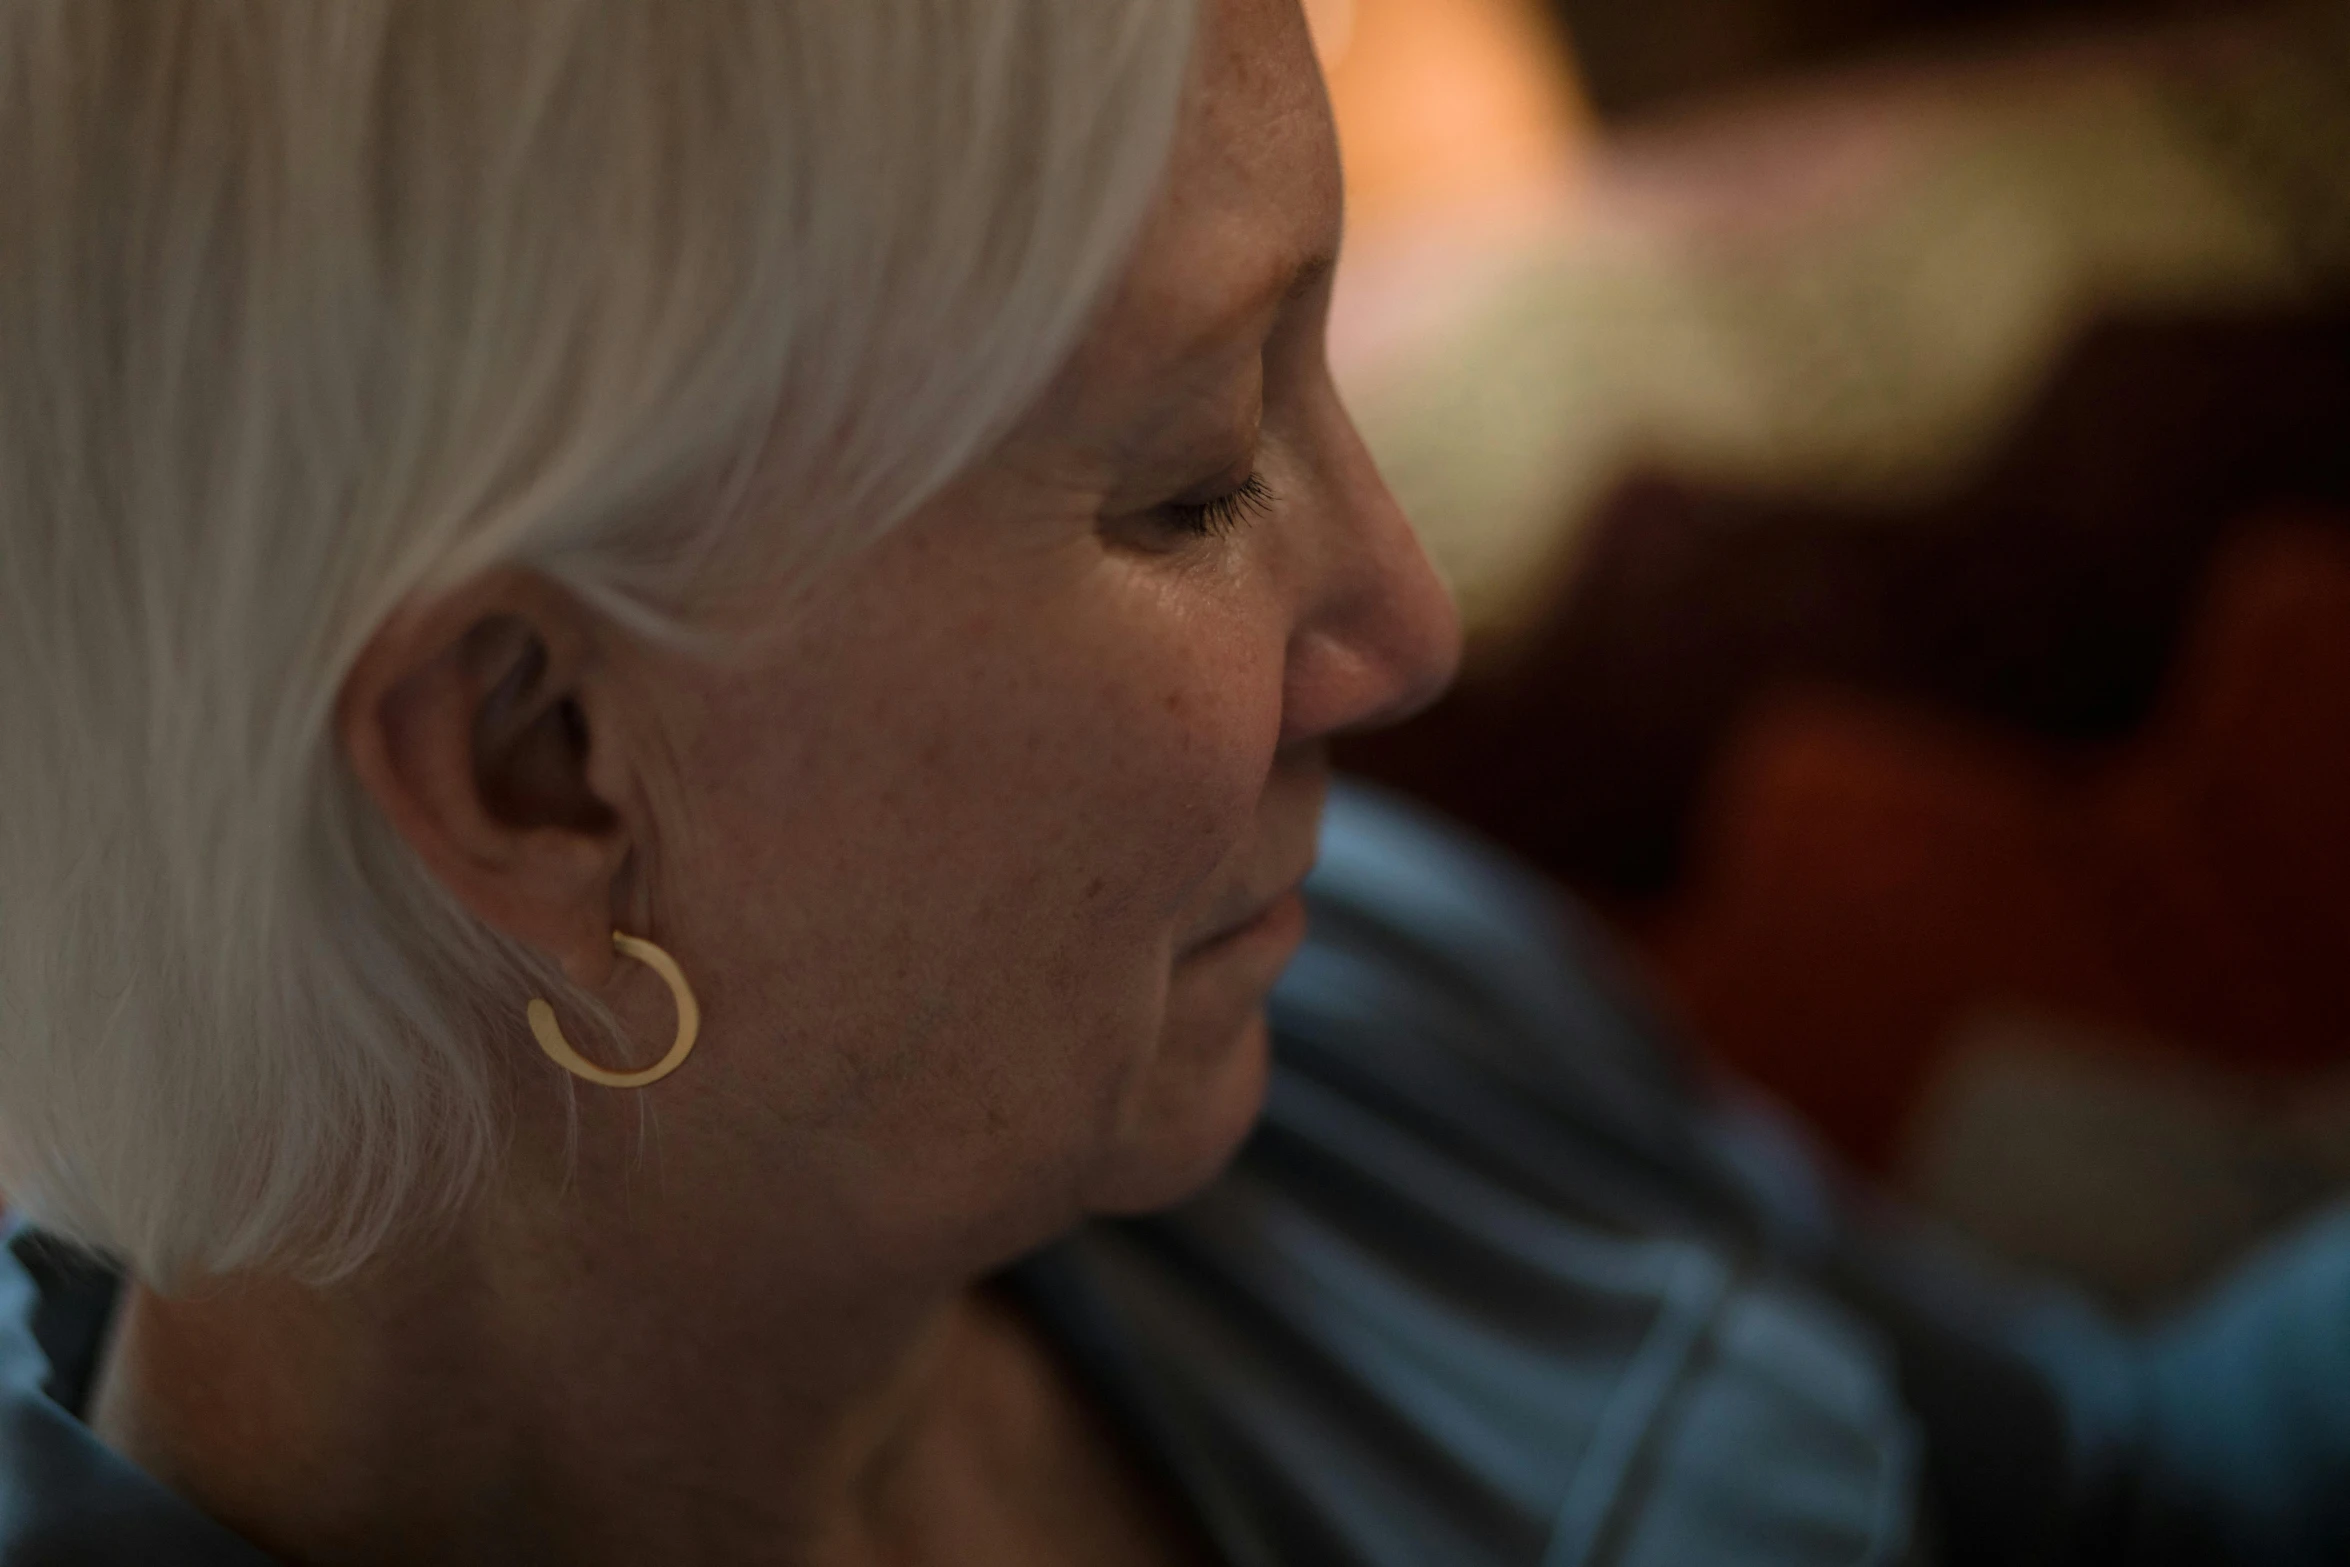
[1182,874,1311,956]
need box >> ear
[338,572,634,990]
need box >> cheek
[970,583,1288,1035]
[654,559,1286,1243]
[1093,612,1287,915]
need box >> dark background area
[1550,0,2245,115]
[1322,0,2350,1308]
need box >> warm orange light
[1317,0,1592,242]
[1304,0,1358,71]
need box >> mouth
[1180,880,1310,961]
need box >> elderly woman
[5,4,2349,1566]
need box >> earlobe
[337,576,633,987]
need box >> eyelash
[1161,472,1276,538]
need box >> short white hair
[0,0,1196,1284]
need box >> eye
[1159,471,1276,539]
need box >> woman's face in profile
[581,0,1458,1269]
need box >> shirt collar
[0,1214,277,1565]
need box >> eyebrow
[1173,245,1339,365]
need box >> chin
[1084,1008,1274,1217]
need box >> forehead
[1045,0,1341,418]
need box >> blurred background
[1315,0,2350,1318]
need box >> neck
[90,1172,1017,1566]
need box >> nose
[1278,404,1463,747]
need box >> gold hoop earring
[527,931,700,1089]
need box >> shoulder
[1273,781,1707,1164]
[1021,786,1930,1567]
